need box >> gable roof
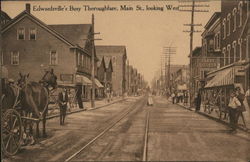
[103,57,111,69]
[97,56,105,68]
[2,11,73,46]
[95,45,127,57]
[0,10,11,23]
[1,10,93,53]
[49,24,92,48]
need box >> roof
[0,10,11,21]
[95,45,127,56]
[191,47,202,57]
[204,12,221,30]
[97,56,104,68]
[103,57,111,69]
[49,24,92,48]
[1,10,93,53]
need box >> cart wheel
[2,109,23,156]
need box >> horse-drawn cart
[1,69,58,156]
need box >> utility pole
[163,47,176,94]
[179,0,209,105]
[90,14,102,108]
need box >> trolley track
[64,96,147,162]
[142,109,150,161]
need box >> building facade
[95,45,127,96]
[1,4,100,100]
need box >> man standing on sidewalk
[235,87,246,127]
[171,92,175,104]
[58,88,69,125]
[228,91,242,133]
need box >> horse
[17,69,57,138]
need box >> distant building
[96,56,113,98]
[0,10,11,27]
[95,45,127,96]
[1,4,101,100]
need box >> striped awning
[76,75,92,85]
[205,67,235,88]
[94,78,104,88]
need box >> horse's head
[17,72,29,88]
[41,68,57,89]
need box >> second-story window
[29,28,37,40]
[217,32,221,49]
[223,47,226,66]
[223,19,226,39]
[232,8,237,32]
[232,41,237,62]
[238,1,243,27]
[208,39,214,52]
[227,44,231,64]
[81,54,84,67]
[17,28,25,40]
[238,38,242,60]
[77,52,81,66]
[11,51,19,65]
[50,50,58,65]
[227,13,231,36]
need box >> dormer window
[17,28,25,40]
[29,28,37,40]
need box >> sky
[2,0,221,83]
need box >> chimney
[26,3,30,13]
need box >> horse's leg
[42,108,48,138]
[36,121,40,138]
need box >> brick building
[1,4,101,99]
[203,0,249,91]
[95,45,127,96]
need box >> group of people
[171,91,189,105]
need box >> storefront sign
[197,58,218,69]
[60,74,73,83]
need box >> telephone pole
[179,0,209,105]
[163,47,176,94]
[90,14,102,108]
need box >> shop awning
[95,78,104,88]
[76,75,92,85]
[205,67,235,88]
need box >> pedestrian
[246,88,250,106]
[171,92,175,104]
[184,91,188,106]
[235,87,246,127]
[58,88,69,125]
[194,91,201,112]
[228,91,241,133]
[106,87,110,103]
[76,86,83,109]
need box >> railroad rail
[64,97,147,162]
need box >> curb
[176,103,250,133]
[46,98,126,120]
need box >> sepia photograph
[0,0,250,161]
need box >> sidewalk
[46,96,127,119]
[176,102,250,132]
